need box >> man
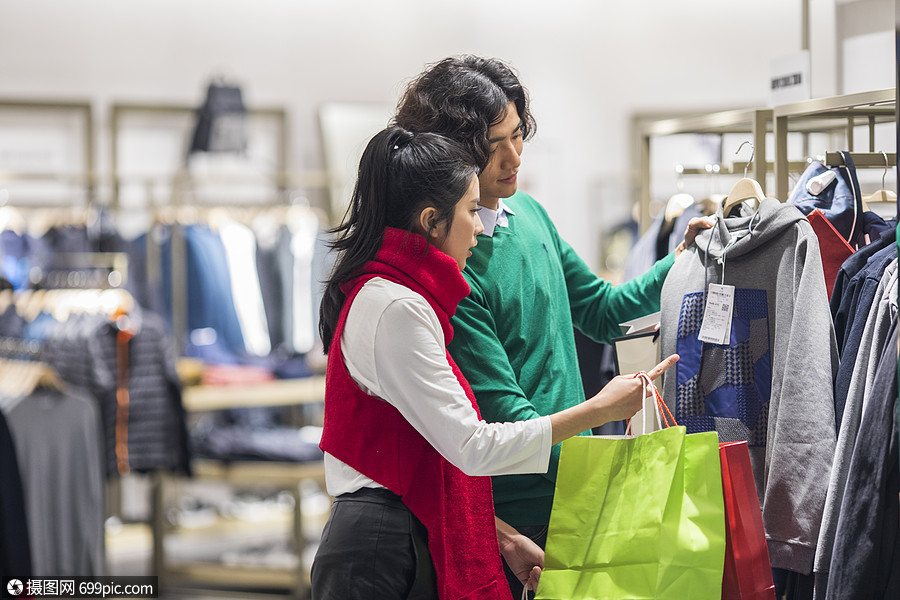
[395,55,708,597]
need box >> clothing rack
[36,252,129,290]
[0,335,42,359]
[773,88,896,200]
[144,198,323,356]
[635,108,773,232]
[821,151,896,169]
[635,89,897,233]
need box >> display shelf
[163,563,302,591]
[190,459,326,488]
[154,377,327,599]
[182,376,326,412]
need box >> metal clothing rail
[821,151,896,169]
[774,88,896,200]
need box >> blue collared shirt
[476,199,516,237]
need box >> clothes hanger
[0,289,12,313]
[722,142,765,217]
[0,339,67,398]
[665,192,695,222]
[664,165,696,223]
[861,151,897,207]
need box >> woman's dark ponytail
[318,126,477,352]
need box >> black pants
[311,488,437,600]
[502,525,548,600]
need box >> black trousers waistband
[335,487,405,507]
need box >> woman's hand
[590,354,678,422]
[549,355,678,445]
[675,216,714,259]
[496,518,543,592]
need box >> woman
[312,125,677,600]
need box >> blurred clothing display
[1,387,104,576]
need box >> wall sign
[769,50,811,106]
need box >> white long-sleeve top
[324,277,553,497]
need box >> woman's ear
[417,207,440,238]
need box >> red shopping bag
[719,441,776,600]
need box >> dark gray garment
[3,387,104,576]
[0,410,32,580]
[825,323,900,600]
[274,225,295,353]
[44,310,189,477]
[832,245,896,426]
[668,203,703,253]
[191,424,323,463]
[815,259,897,585]
[311,228,334,349]
[255,239,286,350]
[623,215,665,282]
[0,304,26,338]
[829,229,895,349]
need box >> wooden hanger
[862,188,897,206]
[0,205,26,235]
[722,178,765,217]
[0,351,66,398]
[0,289,13,314]
[664,193,695,223]
[861,151,897,207]
[723,141,766,217]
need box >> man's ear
[417,207,439,238]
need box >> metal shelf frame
[774,88,896,200]
[0,98,96,202]
[109,102,291,210]
[635,89,897,234]
[635,108,773,232]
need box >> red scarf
[319,227,511,600]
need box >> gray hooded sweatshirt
[659,198,838,575]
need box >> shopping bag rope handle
[634,371,678,428]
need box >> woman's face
[435,174,484,270]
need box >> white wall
[0,0,888,269]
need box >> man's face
[478,101,523,209]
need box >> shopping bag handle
[633,371,678,428]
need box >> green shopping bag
[536,426,726,600]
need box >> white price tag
[697,283,734,345]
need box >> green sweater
[448,191,675,527]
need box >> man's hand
[496,518,543,592]
[675,216,715,259]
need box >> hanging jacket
[319,227,510,600]
[815,259,897,595]
[825,323,900,599]
[659,199,838,575]
[788,152,864,248]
